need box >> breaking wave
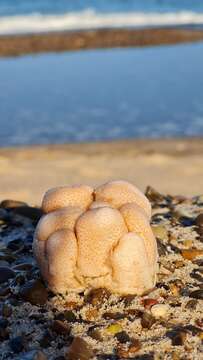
[1,9,203,35]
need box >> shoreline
[0,138,203,205]
[1,27,203,57]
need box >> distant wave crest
[1,10,203,35]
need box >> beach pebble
[63,310,77,323]
[65,337,94,360]
[141,312,156,329]
[51,320,70,336]
[105,323,123,335]
[13,206,43,223]
[85,288,110,306]
[152,225,168,241]
[171,331,187,346]
[181,249,203,261]
[0,266,15,284]
[0,250,16,263]
[142,298,159,309]
[19,279,48,305]
[195,213,203,226]
[145,186,165,203]
[151,304,170,318]
[115,331,131,343]
[189,289,203,300]
[103,312,125,320]
[87,328,103,341]
[116,338,141,358]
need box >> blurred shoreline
[0,137,203,205]
[1,27,203,57]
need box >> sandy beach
[0,138,202,206]
[1,27,203,57]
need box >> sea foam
[0,9,203,35]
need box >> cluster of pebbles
[0,187,202,360]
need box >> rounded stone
[0,267,15,284]
[19,279,48,305]
[151,304,170,318]
[195,214,203,227]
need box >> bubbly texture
[33,180,158,295]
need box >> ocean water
[0,42,203,146]
[1,0,203,34]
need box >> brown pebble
[189,289,203,300]
[145,186,165,203]
[185,299,198,309]
[19,279,48,305]
[85,288,110,306]
[63,310,77,322]
[85,308,99,321]
[51,320,70,336]
[141,312,156,329]
[195,214,203,227]
[87,328,103,341]
[181,249,203,261]
[122,294,136,306]
[171,331,187,346]
[103,312,125,320]
[65,337,94,360]
[13,206,43,223]
[116,338,141,358]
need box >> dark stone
[195,214,203,226]
[9,336,25,353]
[13,263,33,271]
[0,250,17,263]
[141,312,156,329]
[115,331,131,343]
[51,320,70,336]
[103,312,125,320]
[0,318,9,328]
[189,289,203,300]
[7,239,24,252]
[63,310,77,323]
[12,206,43,223]
[19,279,48,305]
[0,266,15,284]
[133,354,154,360]
[171,331,187,346]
